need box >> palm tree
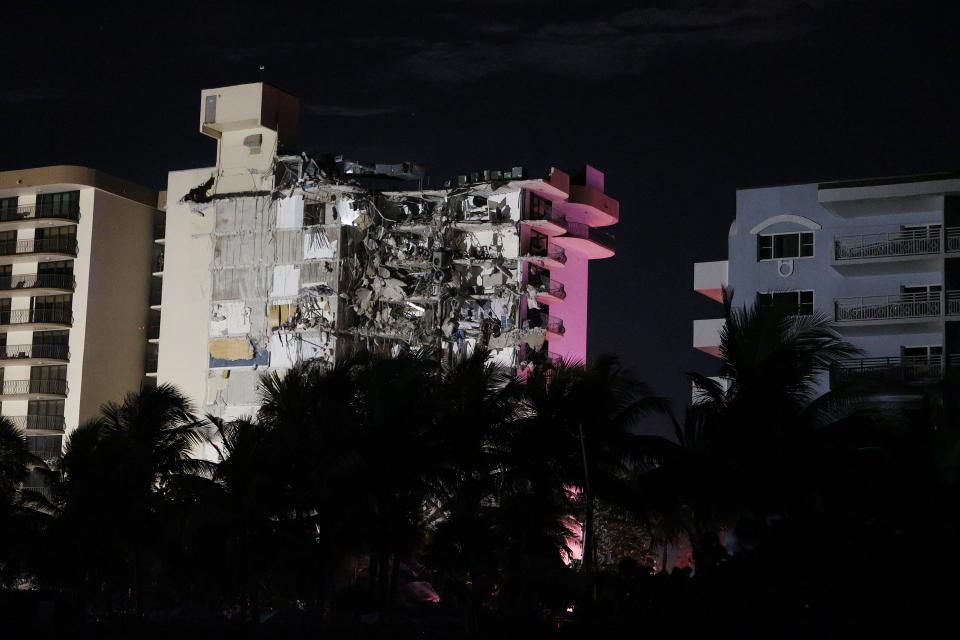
[35,384,208,615]
[0,417,35,585]
[256,355,364,609]
[424,348,524,631]
[638,289,867,571]
[518,356,668,574]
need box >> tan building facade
[0,166,160,478]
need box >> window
[0,197,18,219]
[757,290,814,316]
[902,345,942,360]
[37,260,73,276]
[528,194,553,221]
[757,231,814,261]
[0,230,15,254]
[35,191,79,217]
[902,284,941,298]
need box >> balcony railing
[948,227,960,253]
[0,237,78,257]
[0,204,81,224]
[529,241,567,265]
[834,228,940,261]
[22,487,55,502]
[834,292,942,322]
[565,221,616,252]
[532,275,566,300]
[147,322,161,340]
[0,344,70,361]
[8,415,66,432]
[523,205,566,227]
[145,353,158,373]
[546,316,565,335]
[831,355,946,387]
[0,273,76,292]
[0,307,73,327]
[948,291,960,316]
[0,379,69,396]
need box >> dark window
[758,232,814,260]
[757,290,814,316]
[0,230,16,255]
[36,191,79,217]
[28,399,65,416]
[32,330,69,347]
[529,195,552,221]
[37,260,73,276]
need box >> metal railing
[0,344,70,361]
[22,486,55,502]
[834,228,940,260]
[145,353,158,373]
[0,307,73,326]
[9,415,66,432]
[147,322,161,340]
[0,273,75,292]
[947,227,960,253]
[534,276,566,300]
[524,205,566,227]
[0,204,81,224]
[529,241,567,265]
[566,221,616,252]
[546,316,565,335]
[0,379,69,396]
[948,291,960,316]
[831,355,944,386]
[834,292,941,322]
[0,237,78,257]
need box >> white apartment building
[0,166,160,476]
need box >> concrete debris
[194,154,554,418]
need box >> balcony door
[30,365,66,394]
[28,399,65,431]
[35,225,76,253]
[35,191,79,217]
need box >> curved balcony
[0,273,76,296]
[0,307,73,331]
[7,415,66,433]
[566,184,618,226]
[545,316,565,339]
[521,205,567,237]
[520,242,567,270]
[0,237,78,265]
[0,343,70,366]
[0,204,80,231]
[0,378,68,400]
[553,222,615,260]
[531,275,566,305]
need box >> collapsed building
[152,83,619,426]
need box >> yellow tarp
[209,337,254,361]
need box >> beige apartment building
[0,166,160,482]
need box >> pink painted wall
[547,246,589,365]
[518,165,617,367]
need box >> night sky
[3,1,959,429]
